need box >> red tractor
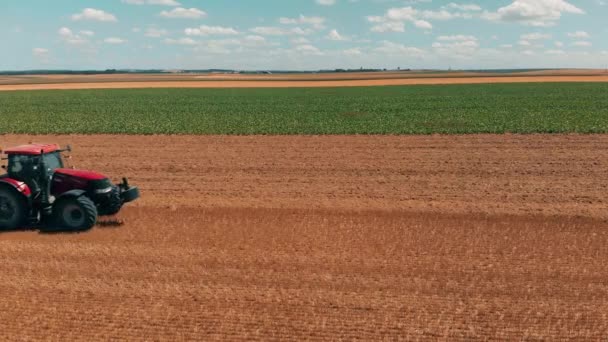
[0,144,139,231]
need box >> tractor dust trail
[1,134,607,340]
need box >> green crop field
[1,83,607,135]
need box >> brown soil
[0,70,607,90]
[1,134,607,340]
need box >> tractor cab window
[8,155,38,176]
[43,152,63,170]
[7,152,63,177]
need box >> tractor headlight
[95,187,113,194]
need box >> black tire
[52,196,97,231]
[0,186,27,230]
[98,186,122,216]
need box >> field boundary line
[1,76,608,91]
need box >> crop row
[1,82,607,134]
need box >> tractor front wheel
[0,187,27,230]
[98,186,123,216]
[52,196,97,231]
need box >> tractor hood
[52,168,111,195]
[54,168,107,181]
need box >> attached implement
[0,144,139,231]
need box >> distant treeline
[0,68,415,76]
[0,68,574,76]
[323,68,411,73]
[0,69,163,75]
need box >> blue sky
[1,0,607,70]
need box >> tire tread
[0,186,27,230]
[52,196,97,231]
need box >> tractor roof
[2,143,60,156]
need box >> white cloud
[153,0,180,5]
[299,15,326,29]
[572,41,592,47]
[445,3,482,11]
[32,48,49,57]
[326,29,348,41]
[369,5,474,32]
[554,41,564,47]
[58,27,71,36]
[545,49,565,54]
[343,48,362,56]
[374,41,425,56]
[185,25,239,36]
[295,44,324,55]
[80,30,95,37]
[104,37,127,44]
[482,0,584,27]
[164,37,197,45]
[241,35,270,47]
[316,0,336,5]
[567,31,590,38]
[72,8,117,22]
[291,37,310,44]
[279,17,298,24]
[518,40,531,46]
[58,27,89,45]
[160,7,206,19]
[290,37,310,45]
[414,20,433,29]
[421,9,473,20]
[421,3,484,20]
[251,27,287,35]
[203,35,274,49]
[279,15,326,29]
[122,0,180,5]
[437,35,477,41]
[197,42,232,54]
[291,27,314,35]
[32,48,50,64]
[433,35,479,56]
[250,26,313,36]
[521,32,551,40]
[367,16,385,23]
[144,28,168,37]
[370,21,405,33]
[387,7,417,21]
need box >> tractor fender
[0,178,32,197]
[56,189,88,201]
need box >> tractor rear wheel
[53,196,97,231]
[0,187,27,230]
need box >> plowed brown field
[1,134,607,340]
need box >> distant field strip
[1,83,607,134]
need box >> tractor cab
[7,149,64,173]
[3,144,65,196]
